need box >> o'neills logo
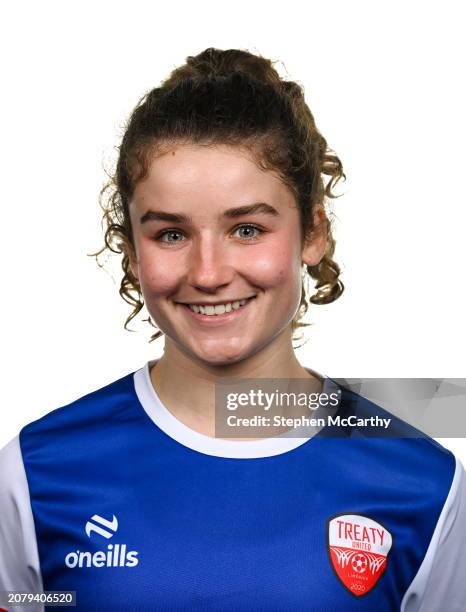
[64,514,139,568]
[327,513,393,597]
[65,543,139,568]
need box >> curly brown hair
[89,47,346,348]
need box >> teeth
[188,298,250,316]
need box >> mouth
[176,296,257,324]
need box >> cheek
[246,242,301,288]
[137,254,180,295]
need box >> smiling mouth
[178,296,257,318]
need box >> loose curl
[89,47,346,348]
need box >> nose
[186,234,234,292]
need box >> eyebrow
[139,202,280,225]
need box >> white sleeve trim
[0,434,44,611]
[401,455,466,612]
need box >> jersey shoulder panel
[0,434,43,599]
[401,456,466,612]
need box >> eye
[233,224,263,240]
[155,229,185,244]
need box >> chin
[191,345,252,367]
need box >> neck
[149,332,322,438]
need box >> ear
[301,205,328,267]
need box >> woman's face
[128,143,325,366]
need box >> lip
[177,296,256,325]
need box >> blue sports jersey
[1,360,465,611]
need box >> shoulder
[327,383,458,533]
[334,383,457,478]
[19,369,137,448]
[14,368,141,491]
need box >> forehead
[131,143,294,209]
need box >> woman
[1,47,465,611]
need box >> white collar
[133,359,338,459]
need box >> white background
[1,1,464,463]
